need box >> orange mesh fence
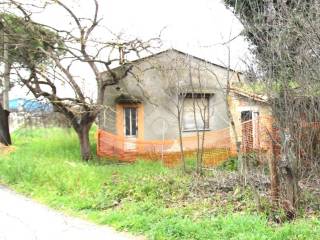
[237,116,275,167]
[97,126,232,166]
[239,117,320,169]
[240,116,274,154]
[97,116,320,168]
[176,128,232,166]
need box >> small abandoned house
[228,87,273,153]
[97,49,270,165]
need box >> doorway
[241,111,253,152]
[116,103,144,151]
[123,107,138,151]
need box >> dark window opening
[241,111,252,122]
[124,107,137,136]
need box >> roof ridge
[101,48,241,74]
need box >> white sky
[10,0,251,99]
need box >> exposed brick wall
[228,93,273,157]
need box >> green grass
[0,128,319,240]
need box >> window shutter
[183,96,209,130]
[183,98,196,130]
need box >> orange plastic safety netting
[240,116,274,153]
[97,116,320,167]
[234,116,320,168]
[97,127,233,166]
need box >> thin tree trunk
[283,145,299,208]
[0,103,11,145]
[177,110,186,172]
[192,96,201,174]
[198,106,207,175]
[269,155,280,202]
[0,35,12,145]
[3,38,10,111]
[283,164,298,208]
[225,46,245,182]
[270,129,280,203]
[226,94,244,182]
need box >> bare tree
[225,0,320,211]
[147,54,228,174]
[2,0,160,160]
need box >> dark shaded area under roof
[115,94,142,104]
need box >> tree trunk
[283,164,298,208]
[74,116,95,161]
[270,136,280,203]
[283,147,299,208]
[76,123,92,161]
[280,129,299,208]
[0,103,11,146]
[1,36,12,146]
[177,111,186,172]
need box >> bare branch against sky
[3,0,250,98]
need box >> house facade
[99,49,242,143]
[228,87,274,162]
[97,49,319,168]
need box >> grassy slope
[0,128,319,240]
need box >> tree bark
[269,146,280,202]
[71,112,97,161]
[283,147,299,208]
[3,37,11,111]
[283,165,298,208]
[280,129,299,208]
[0,35,12,146]
[0,103,11,146]
[75,123,92,161]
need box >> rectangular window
[241,111,252,122]
[182,94,210,131]
[124,107,137,136]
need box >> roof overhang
[230,87,269,103]
[115,94,142,104]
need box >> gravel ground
[0,185,144,240]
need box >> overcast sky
[99,0,250,69]
[10,0,251,99]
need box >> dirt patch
[0,144,15,156]
[190,171,270,197]
[186,171,319,221]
